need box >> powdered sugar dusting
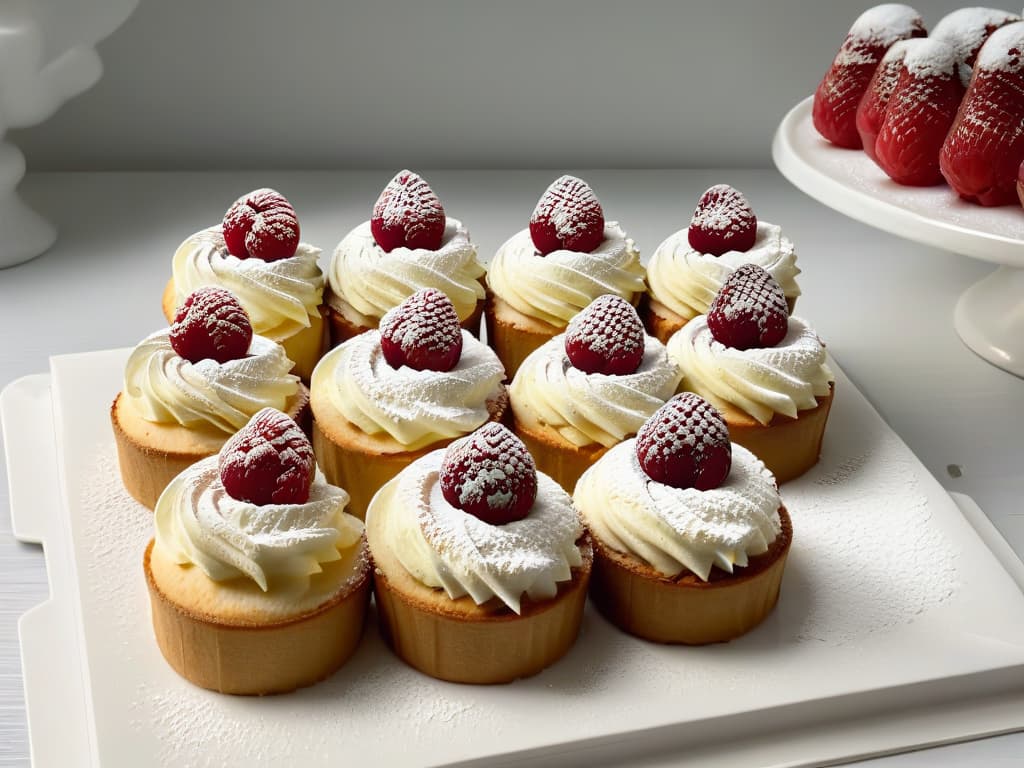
[371,170,446,245]
[531,175,603,240]
[690,184,756,235]
[901,37,958,79]
[846,4,926,50]
[975,20,1024,70]
[932,8,1021,67]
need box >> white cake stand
[772,95,1024,378]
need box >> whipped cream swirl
[576,441,781,580]
[125,331,300,433]
[172,227,324,339]
[312,329,505,451]
[511,334,681,447]
[667,315,833,426]
[155,456,362,591]
[328,218,485,325]
[646,222,800,321]
[372,451,583,614]
[487,224,645,328]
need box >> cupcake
[162,188,326,381]
[666,264,833,484]
[324,170,486,346]
[575,393,790,644]
[486,175,646,378]
[510,295,681,493]
[643,184,800,344]
[146,408,370,694]
[113,288,309,509]
[366,423,591,683]
[310,289,507,519]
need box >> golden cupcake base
[484,292,562,380]
[144,537,371,695]
[512,416,609,494]
[589,507,792,644]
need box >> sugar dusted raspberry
[635,393,731,491]
[529,175,605,255]
[564,295,644,375]
[687,184,757,256]
[169,287,253,364]
[707,264,788,350]
[379,288,463,372]
[222,188,300,261]
[371,170,446,252]
[219,408,315,506]
[440,423,537,525]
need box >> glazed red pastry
[856,39,915,162]
[813,4,926,148]
[940,22,1024,206]
[874,38,964,186]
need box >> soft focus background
[13,0,971,171]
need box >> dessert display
[575,393,791,644]
[113,287,309,509]
[813,4,927,149]
[325,170,487,346]
[486,174,646,378]
[366,423,591,683]
[666,264,834,484]
[510,295,680,493]
[643,184,801,343]
[940,21,1024,206]
[310,288,507,519]
[162,188,326,381]
[145,408,370,694]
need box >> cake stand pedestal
[772,96,1024,378]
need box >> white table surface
[0,169,1021,767]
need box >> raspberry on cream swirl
[327,219,485,326]
[370,450,583,614]
[171,226,324,339]
[487,223,646,328]
[311,329,505,451]
[646,222,800,322]
[155,456,361,591]
[125,331,300,433]
[575,441,781,580]
[511,333,681,448]
[667,315,833,426]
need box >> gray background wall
[15,0,974,171]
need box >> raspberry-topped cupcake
[486,175,646,378]
[366,423,591,683]
[643,184,801,344]
[325,170,487,346]
[163,188,325,381]
[667,265,834,483]
[511,295,680,493]
[145,409,370,694]
[113,288,309,509]
[575,393,790,644]
[310,289,507,518]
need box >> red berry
[439,423,537,525]
[169,287,253,364]
[222,188,300,261]
[219,408,315,506]
[370,170,446,252]
[379,288,463,372]
[529,175,605,255]
[707,264,789,350]
[564,295,644,375]
[687,184,758,256]
[635,393,731,491]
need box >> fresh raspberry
[370,170,446,252]
[564,295,644,375]
[439,423,537,525]
[379,288,463,372]
[529,175,605,255]
[169,287,253,364]
[634,393,731,491]
[707,264,789,350]
[687,184,758,256]
[222,188,300,261]
[219,408,316,506]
